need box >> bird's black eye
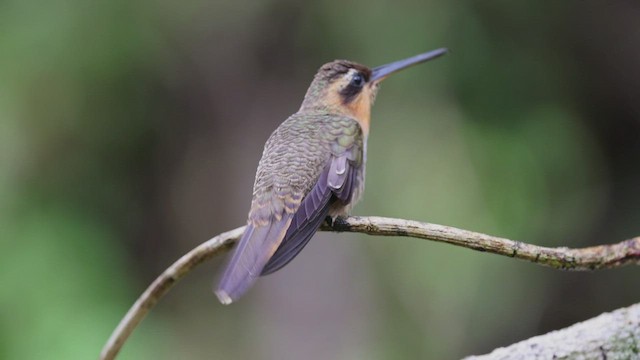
[340,71,366,104]
[350,73,365,88]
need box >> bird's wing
[216,162,348,302]
[260,152,358,275]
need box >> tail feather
[215,216,292,304]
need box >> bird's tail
[215,216,292,304]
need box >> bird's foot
[324,215,348,231]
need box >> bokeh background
[2,0,639,359]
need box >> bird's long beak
[370,48,448,82]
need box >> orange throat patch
[346,94,371,137]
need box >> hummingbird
[216,48,447,304]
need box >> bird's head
[299,48,447,135]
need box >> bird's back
[216,112,366,303]
[249,112,365,223]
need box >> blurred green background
[2,0,639,359]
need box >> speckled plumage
[249,112,365,226]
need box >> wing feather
[261,156,357,275]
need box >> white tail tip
[215,290,233,305]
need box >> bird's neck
[345,96,371,137]
[300,98,371,138]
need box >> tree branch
[327,216,640,270]
[100,216,640,360]
[465,302,640,359]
